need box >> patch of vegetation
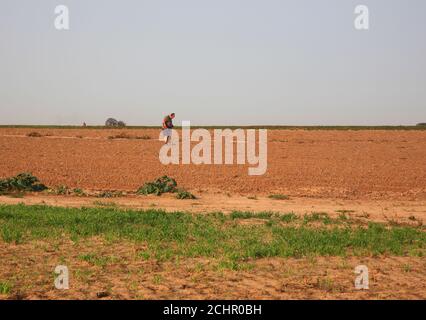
[73,188,87,197]
[152,275,163,285]
[214,260,254,271]
[303,212,332,224]
[79,253,118,268]
[268,194,290,200]
[1,227,22,244]
[0,282,12,295]
[230,211,273,220]
[1,204,424,261]
[280,213,298,223]
[97,191,123,198]
[402,264,412,273]
[93,201,117,207]
[338,212,349,221]
[137,176,195,199]
[137,176,177,195]
[52,185,70,195]
[0,173,47,195]
[315,277,344,293]
[176,189,197,200]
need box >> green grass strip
[0,204,424,260]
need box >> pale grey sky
[1,0,425,126]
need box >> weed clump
[0,282,12,295]
[268,194,290,200]
[0,173,47,194]
[137,176,196,199]
[53,185,70,195]
[97,191,123,198]
[73,188,87,197]
[137,176,177,196]
[176,189,197,200]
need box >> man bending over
[162,113,175,144]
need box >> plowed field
[1,128,425,200]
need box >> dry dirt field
[1,128,425,199]
[0,127,425,300]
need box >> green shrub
[137,176,196,200]
[176,189,196,200]
[137,176,177,196]
[0,173,47,194]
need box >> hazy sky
[1,0,425,126]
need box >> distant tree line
[105,118,126,128]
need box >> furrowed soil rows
[0,128,425,200]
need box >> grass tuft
[176,189,197,200]
[0,282,12,295]
[268,194,290,200]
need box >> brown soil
[0,238,425,300]
[0,128,425,200]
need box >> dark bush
[0,173,47,194]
